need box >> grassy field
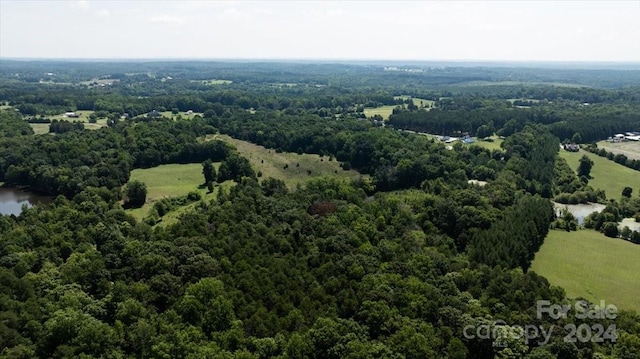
[216,135,365,189]
[559,149,638,200]
[531,229,640,312]
[192,79,232,85]
[48,110,95,122]
[596,140,640,161]
[472,136,504,151]
[125,163,227,222]
[160,111,203,120]
[363,96,435,120]
[363,105,398,120]
[30,123,51,135]
[30,116,108,134]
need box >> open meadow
[160,111,203,120]
[597,140,640,161]
[531,229,640,312]
[364,96,435,120]
[125,163,233,222]
[559,149,639,200]
[216,134,365,189]
[472,136,504,151]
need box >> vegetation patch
[216,134,364,189]
[193,79,233,85]
[160,111,203,120]
[364,97,435,120]
[363,105,397,120]
[596,140,640,161]
[559,149,639,200]
[472,135,504,151]
[531,229,640,312]
[29,123,51,135]
[126,163,222,221]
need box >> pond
[0,187,52,216]
[553,202,607,225]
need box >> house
[186,110,193,115]
[461,135,475,144]
[64,112,79,118]
[625,135,640,141]
[563,144,580,152]
[147,110,162,118]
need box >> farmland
[531,229,640,312]
[472,136,504,151]
[597,140,640,161]
[159,111,203,120]
[559,149,639,200]
[364,96,435,120]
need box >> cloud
[149,14,184,26]
[75,0,90,9]
[220,7,252,20]
[96,9,110,17]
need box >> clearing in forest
[215,134,365,189]
[531,229,640,312]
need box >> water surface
[0,187,52,215]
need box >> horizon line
[1,57,639,64]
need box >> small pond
[553,202,607,225]
[0,187,52,216]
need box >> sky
[1,0,639,62]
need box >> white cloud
[149,14,184,26]
[96,9,110,17]
[221,7,252,20]
[75,0,89,9]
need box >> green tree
[124,180,147,208]
[202,159,217,184]
[571,132,582,144]
[577,155,594,178]
[622,186,633,198]
[602,222,619,238]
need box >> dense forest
[0,61,639,358]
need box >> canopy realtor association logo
[463,300,618,347]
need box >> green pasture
[531,229,640,312]
[559,149,639,200]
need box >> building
[147,110,162,118]
[563,144,580,152]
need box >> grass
[30,123,51,135]
[596,140,640,161]
[363,105,398,120]
[192,79,232,85]
[30,115,109,134]
[559,149,639,200]
[160,111,202,120]
[125,163,227,222]
[215,134,365,189]
[48,110,95,122]
[531,229,640,312]
[363,96,435,120]
[472,136,504,151]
